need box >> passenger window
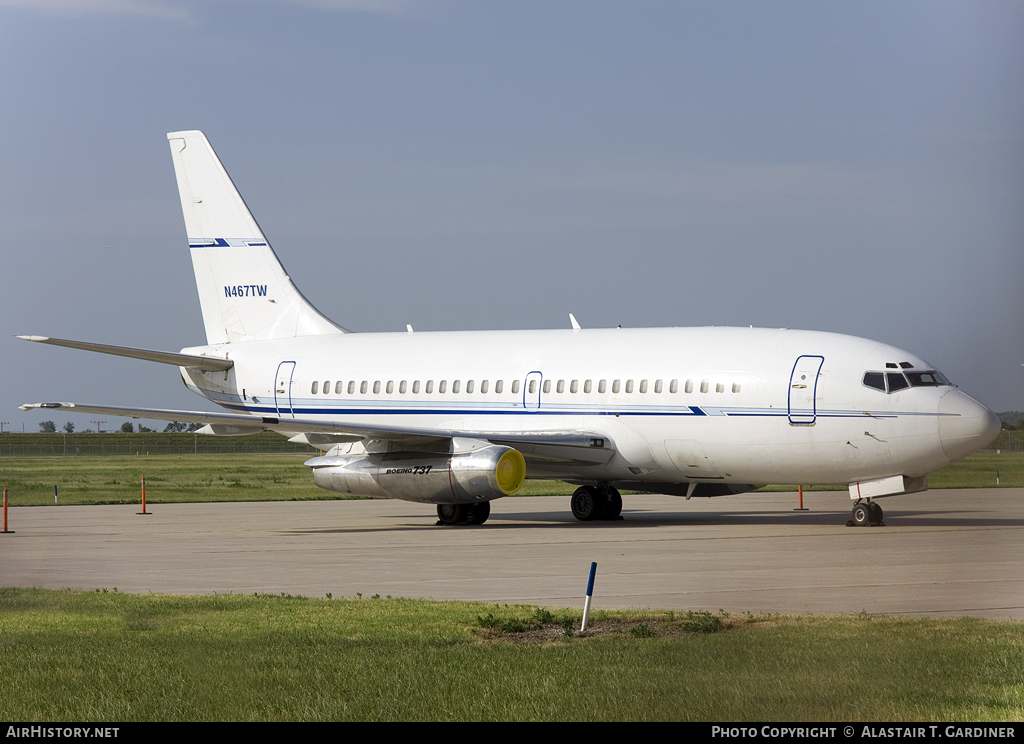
[716,382,724,393]
[570,380,578,393]
[685,379,693,394]
[612,379,620,393]
[584,379,592,393]
[347,381,355,394]
[323,381,330,394]
[425,380,433,394]
[543,380,551,394]
[625,379,634,393]
[639,379,648,394]
[599,380,607,394]
[481,380,489,393]
[863,372,885,392]
[511,379,519,394]
[453,380,461,394]
[439,380,447,393]
[466,380,474,394]
[412,380,420,394]
[556,380,565,393]
[495,380,503,394]
[311,381,319,394]
[528,380,536,394]
[335,381,343,394]
[399,380,407,394]
[669,379,678,394]
[373,381,381,394]
[700,380,709,393]
[360,381,368,394]
[654,379,663,394]
[732,382,741,393]
[386,381,394,394]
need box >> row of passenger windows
[309,378,742,395]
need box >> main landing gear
[436,501,491,526]
[849,500,884,527]
[570,485,623,522]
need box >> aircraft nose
[937,390,1000,462]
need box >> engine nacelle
[308,443,526,504]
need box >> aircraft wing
[18,401,614,465]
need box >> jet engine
[307,442,526,504]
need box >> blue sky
[1,0,1021,433]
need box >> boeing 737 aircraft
[20,131,1000,526]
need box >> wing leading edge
[18,401,615,466]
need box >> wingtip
[19,402,71,411]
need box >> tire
[436,503,464,525]
[601,488,622,519]
[571,486,600,521]
[868,501,883,525]
[851,503,870,527]
[465,501,491,525]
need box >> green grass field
[0,588,1020,721]
[0,449,1020,506]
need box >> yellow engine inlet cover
[495,448,526,495]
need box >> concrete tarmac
[2,489,1022,619]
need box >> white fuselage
[179,325,997,490]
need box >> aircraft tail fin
[167,131,345,344]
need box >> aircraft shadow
[283,508,1024,534]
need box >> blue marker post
[580,562,597,632]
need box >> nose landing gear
[849,500,884,527]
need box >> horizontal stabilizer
[16,336,232,371]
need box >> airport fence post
[580,562,597,632]
[2,485,12,534]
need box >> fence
[984,430,1024,452]
[0,432,318,456]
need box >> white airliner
[20,131,1000,526]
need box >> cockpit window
[886,372,910,392]
[906,371,949,387]
[864,369,950,393]
[863,372,886,392]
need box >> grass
[0,450,1019,507]
[0,454,590,506]
[0,588,1020,721]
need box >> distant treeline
[0,431,317,456]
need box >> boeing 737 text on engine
[19,131,1000,526]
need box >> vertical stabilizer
[167,131,345,344]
